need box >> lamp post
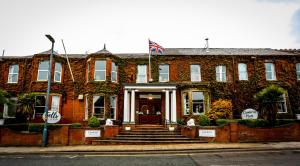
[42,34,55,147]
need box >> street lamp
[42,34,55,147]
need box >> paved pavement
[0,142,300,154]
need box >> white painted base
[296,114,300,120]
[0,119,4,125]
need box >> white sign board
[42,111,61,124]
[241,108,258,119]
[199,129,216,137]
[85,130,101,137]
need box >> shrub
[254,85,286,125]
[177,119,186,126]
[88,116,100,127]
[70,123,82,128]
[205,99,233,121]
[28,123,62,132]
[237,119,269,128]
[216,119,237,127]
[198,115,210,126]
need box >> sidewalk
[1,142,300,154]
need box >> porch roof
[123,83,177,92]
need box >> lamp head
[45,34,55,43]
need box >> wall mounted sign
[42,111,61,124]
[85,130,101,137]
[241,108,258,119]
[199,129,216,137]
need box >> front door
[138,93,162,124]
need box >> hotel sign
[42,111,61,124]
[85,130,101,137]
[199,129,216,137]
[241,109,258,119]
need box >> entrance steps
[92,125,207,145]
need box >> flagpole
[148,39,153,82]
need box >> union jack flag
[149,40,165,55]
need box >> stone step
[92,139,207,145]
[134,125,164,129]
[109,137,190,140]
[116,135,184,138]
[119,132,181,135]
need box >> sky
[0,0,299,56]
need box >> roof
[1,48,299,60]
[162,48,298,56]
[37,49,59,55]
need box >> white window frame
[296,63,300,81]
[34,95,46,117]
[277,94,287,113]
[3,98,17,118]
[86,63,91,82]
[136,65,147,83]
[190,65,201,82]
[110,96,117,120]
[54,62,62,83]
[37,61,49,81]
[85,95,89,120]
[238,63,248,81]
[111,62,118,83]
[8,64,19,83]
[93,95,105,119]
[265,63,276,81]
[159,64,169,82]
[183,92,190,115]
[51,96,60,112]
[94,60,106,81]
[216,65,226,82]
[192,91,204,115]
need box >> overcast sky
[0,0,299,56]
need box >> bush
[28,123,62,132]
[88,116,100,128]
[177,119,186,126]
[216,119,237,127]
[237,119,269,128]
[198,115,210,126]
[4,123,29,131]
[70,123,82,128]
[205,99,233,121]
[254,85,286,125]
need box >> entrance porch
[123,84,177,126]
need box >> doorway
[137,93,162,125]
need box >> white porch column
[171,89,177,123]
[130,90,135,124]
[165,90,170,124]
[123,89,129,123]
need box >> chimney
[205,38,209,52]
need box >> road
[0,150,299,166]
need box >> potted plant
[168,120,175,131]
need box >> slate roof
[37,49,59,55]
[2,48,299,60]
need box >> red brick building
[1,47,300,126]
